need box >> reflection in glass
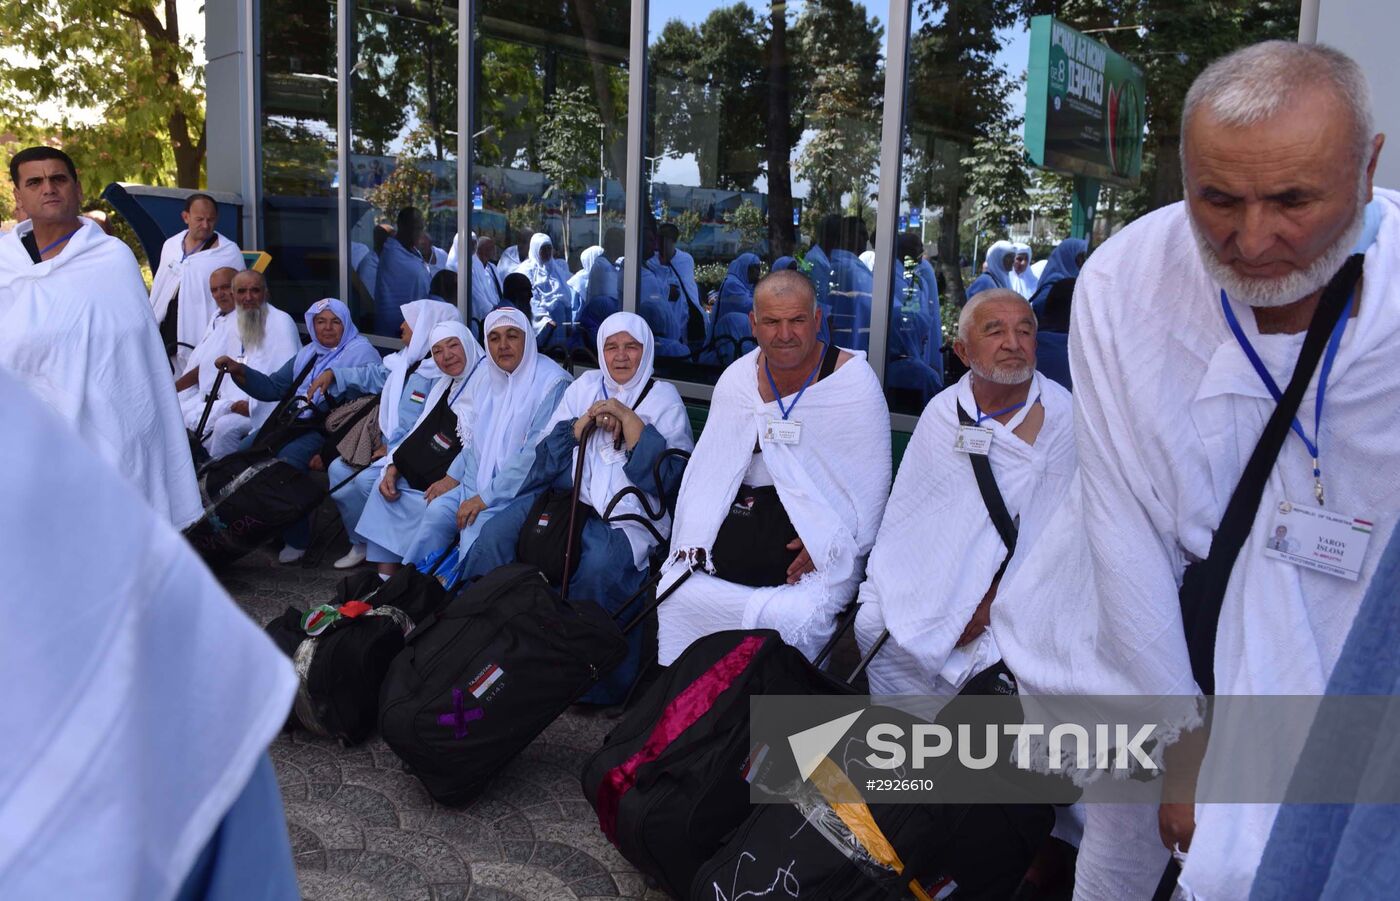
[471,0,630,358]
[645,0,887,384]
[261,0,339,319]
[346,0,459,335]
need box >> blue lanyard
[38,228,80,257]
[764,343,826,421]
[449,357,486,406]
[1220,289,1353,505]
[976,401,1025,425]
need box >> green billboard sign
[1024,15,1146,188]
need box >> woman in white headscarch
[965,240,1016,302]
[514,233,574,340]
[401,305,572,571]
[567,245,605,321]
[1008,241,1039,299]
[458,311,695,704]
[352,321,488,576]
[305,298,461,569]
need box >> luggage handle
[560,422,597,602]
[812,600,860,670]
[616,565,694,636]
[845,629,889,685]
[193,367,228,442]
[600,447,692,527]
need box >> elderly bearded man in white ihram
[990,41,1397,900]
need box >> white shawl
[467,306,570,496]
[667,347,891,596]
[0,368,295,900]
[147,229,246,357]
[387,320,485,468]
[0,218,203,528]
[378,299,460,437]
[546,311,695,567]
[860,371,1075,689]
[179,309,236,427]
[993,192,1400,900]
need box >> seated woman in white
[351,321,487,577]
[306,299,461,569]
[400,305,572,574]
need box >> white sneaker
[334,544,368,569]
[278,545,306,565]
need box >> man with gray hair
[657,269,891,665]
[853,289,1075,696]
[203,268,301,459]
[990,41,1394,898]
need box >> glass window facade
[253,0,1299,415]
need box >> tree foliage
[961,119,1030,233]
[726,199,768,251]
[538,85,604,257]
[0,0,206,189]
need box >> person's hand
[306,370,335,401]
[1158,803,1196,857]
[379,465,400,502]
[956,576,1000,647]
[425,475,459,503]
[308,454,325,472]
[230,400,250,417]
[214,356,245,380]
[371,443,388,460]
[572,413,594,443]
[456,495,487,529]
[589,398,644,449]
[785,537,815,584]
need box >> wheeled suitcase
[184,451,325,567]
[581,627,856,898]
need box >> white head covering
[981,241,1016,291]
[378,299,460,437]
[468,306,569,495]
[389,320,484,463]
[546,311,693,567]
[519,233,555,284]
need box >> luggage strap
[561,422,597,601]
[955,404,1018,577]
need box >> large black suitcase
[581,628,854,898]
[184,451,325,567]
[378,563,633,806]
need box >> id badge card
[953,425,993,456]
[764,418,802,445]
[1261,500,1373,581]
[598,439,629,465]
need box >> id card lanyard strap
[1220,289,1353,505]
[764,342,827,421]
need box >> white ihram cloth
[657,348,891,665]
[213,303,302,432]
[991,194,1400,901]
[544,311,694,568]
[178,308,236,427]
[854,371,1075,696]
[0,218,202,528]
[148,229,245,367]
[0,368,295,900]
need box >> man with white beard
[990,42,1395,899]
[148,193,245,371]
[204,269,301,459]
[175,266,238,431]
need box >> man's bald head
[209,266,238,314]
[754,268,816,314]
[232,269,267,311]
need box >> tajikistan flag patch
[432,432,452,450]
[469,663,505,698]
[410,390,427,404]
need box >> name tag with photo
[764,418,802,445]
[1261,500,1372,581]
[953,425,993,456]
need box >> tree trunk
[936,179,965,306]
[764,1,794,257]
[573,0,628,179]
[170,111,205,188]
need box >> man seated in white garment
[203,269,302,459]
[988,41,1397,900]
[656,270,891,665]
[854,288,1076,697]
[175,266,238,431]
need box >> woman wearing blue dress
[399,306,572,573]
[352,321,488,577]
[304,299,461,569]
[215,297,381,563]
[459,311,694,704]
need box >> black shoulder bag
[392,389,463,491]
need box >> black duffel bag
[581,627,852,898]
[184,451,324,568]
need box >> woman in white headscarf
[514,233,574,341]
[459,311,694,703]
[964,240,1016,302]
[401,305,572,571]
[353,321,488,576]
[306,298,461,569]
[567,245,605,321]
[1008,241,1039,299]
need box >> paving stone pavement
[223,538,672,901]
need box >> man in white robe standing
[657,270,891,664]
[204,269,302,459]
[854,289,1075,697]
[148,192,246,372]
[991,42,1396,900]
[648,222,706,348]
[176,265,239,429]
[0,146,202,528]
